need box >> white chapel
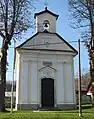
[15,7,78,110]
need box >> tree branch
[4,0,9,40]
[72,3,89,19]
[0,0,5,17]
[0,31,5,39]
[8,0,16,41]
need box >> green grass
[0,108,94,119]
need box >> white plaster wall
[17,50,74,66]
[17,56,38,105]
[57,62,64,104]
[72,59,76,104]
[63,63,74,103]
[16,49,76,107]
[15,52,20,109]
[36,13,56,33]
[27,61,32,103]
[19,60,28,103]
[30,61,38,104]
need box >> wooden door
[41,78,54,107]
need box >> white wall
[27,61,32,103]
[18,58,38,104]
[30,61,38,103]
[16,49,76,107]
[57,62,64,104]
[63,63,74,103]
[19,60,28,103]
[16,52,20,107]
[36,13,56,33]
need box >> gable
[39,65,56,72]
[39,65,56,79]
[17,32,77,55]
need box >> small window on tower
[43,20,50,31]
[43,61,52,66]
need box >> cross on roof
[44,0,48,8]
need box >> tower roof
[34,7,59,20]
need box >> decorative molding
[18,49,75,55]
[39,65,56,72]
[58,60,72,64]
[39,65,56,79]
[22,57,38,62]
[43,70,52,78]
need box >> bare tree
[0,0,36,112]
[6,80,16,92]
[68,0,94,42]
[68,0,94,106]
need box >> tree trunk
[0,39,8,112]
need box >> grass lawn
[0,107,94,119]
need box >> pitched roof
[55,33,78,54]
[34,7,59,20]
[16,32,78,55]
[16,32,39,48]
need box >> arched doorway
[41,78,54,107]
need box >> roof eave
[34,9,59,20]
[55,33,78,56]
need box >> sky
[3,0,89,81]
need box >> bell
[44,23,48,27]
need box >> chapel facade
[15,7,77,110]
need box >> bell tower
[34,7,59,33]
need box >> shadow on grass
[5,105,94,114]
[76,104,94,114]
[77,104,93,109]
